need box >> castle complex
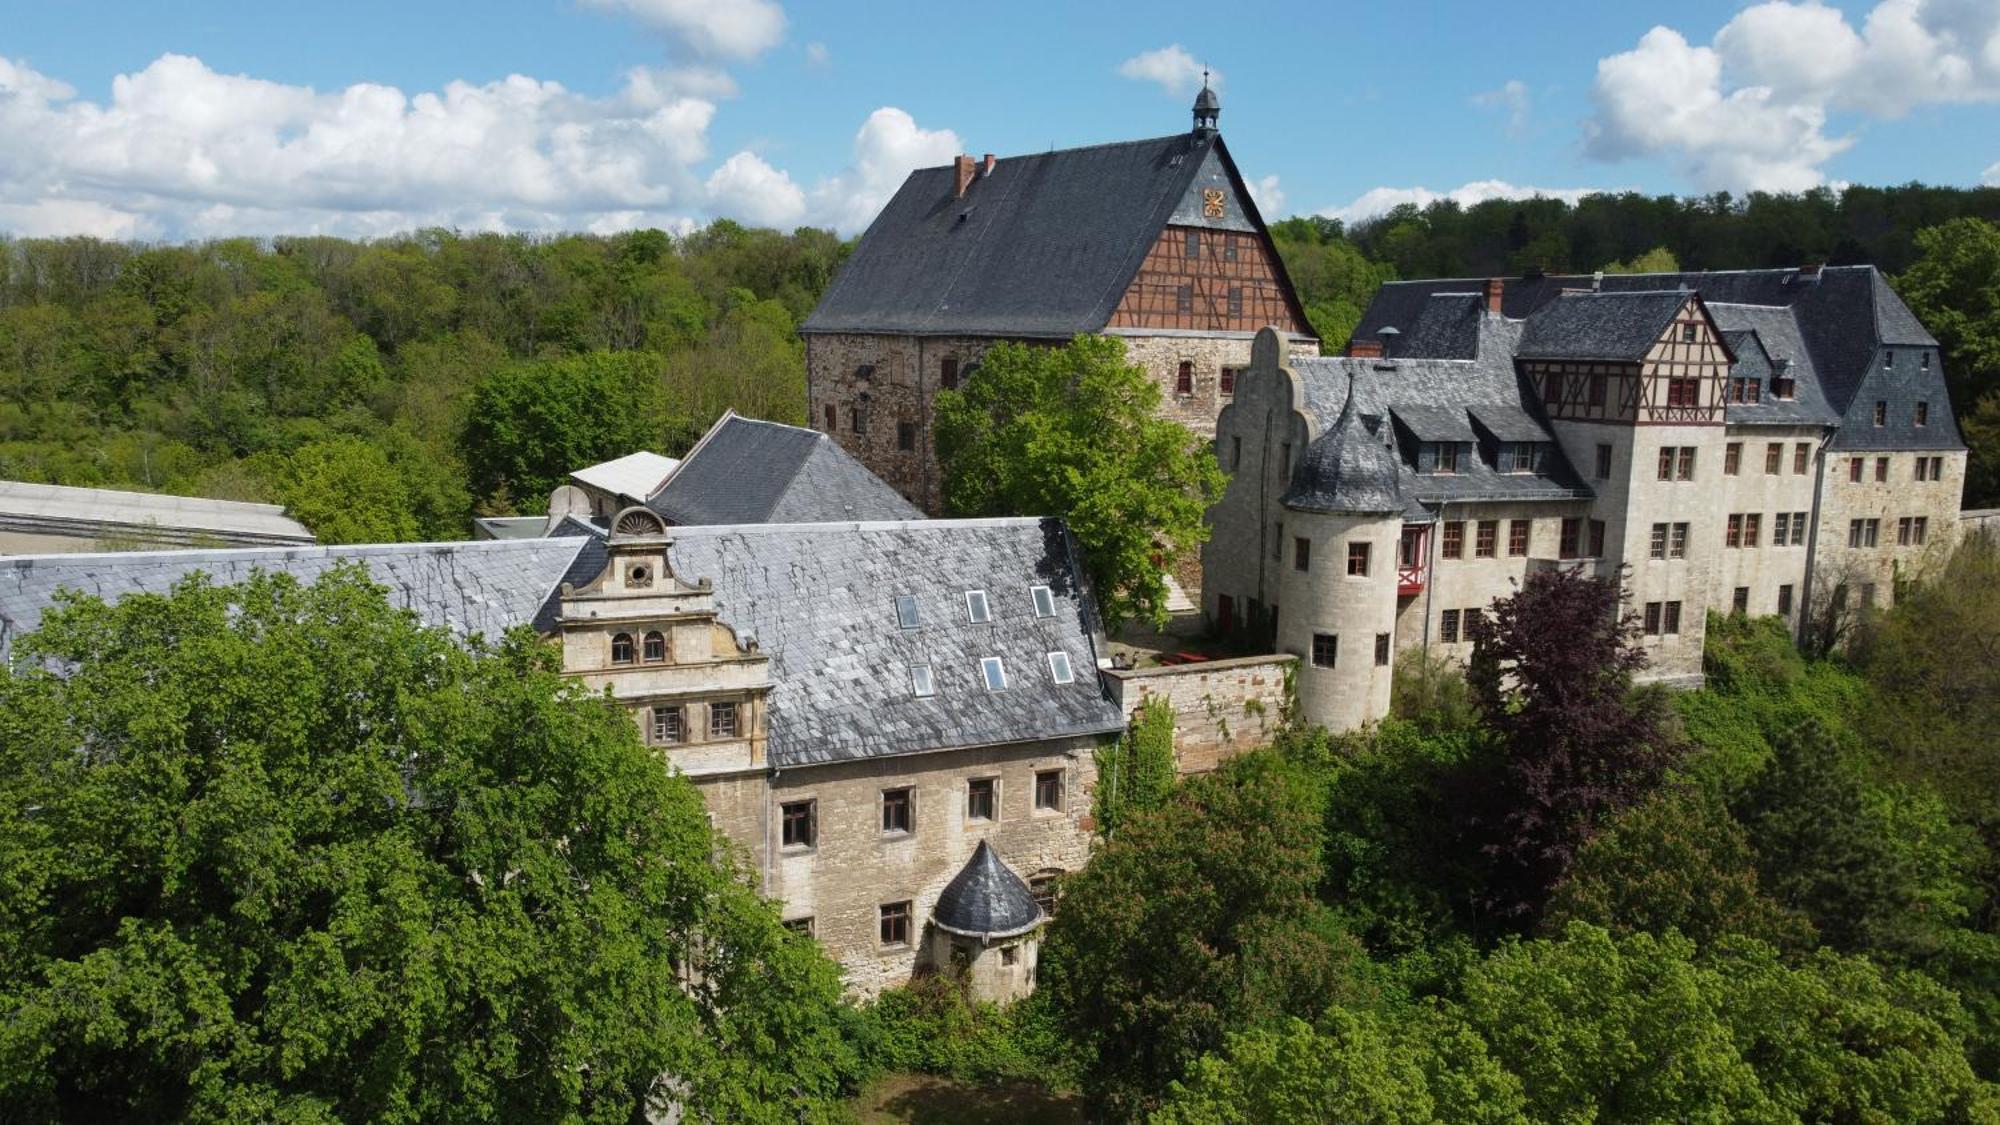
[1205,267,1966,730]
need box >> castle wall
[1814,448,1968,613]
[1278,509,1402,732]
[1102,653,1295,774]
[1712,427,1824,621]
[1394,500,1593,659]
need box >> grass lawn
[851,1073,1086,1124]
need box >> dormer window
[1884,351,1894,370]
[966,590,991,624]
[610,633,635,665]
[1429,443,1461,474]
[1502,443,1540,474]
[1922,351,1931,371]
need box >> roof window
[911,664,935,698]
[1047,651,1074,684]
[981,657,1007,691]
[895,594,920,630]
[966,590,991,624]
[1031,585,1056,618]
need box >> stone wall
[1814,447,1968,612]
[1712,426,1823,622]
[1102,653,1295,774]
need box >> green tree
[1601,246,1681,274]
[933,335,1225,631]
[0,568,861,1122]
[1895,217,2000,506]
[461,350,675,511]
[257,436,423,545]
[1092,696,1178,837]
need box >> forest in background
[1,182,1997,543]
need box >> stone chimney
[1484,277,1504,317]
[981,153,995,177]
[1799,261,1824,281]
[954,155,975,198]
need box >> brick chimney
[1484,277,1504,317]
[1348,339,1384,359]
[954,154,975,198]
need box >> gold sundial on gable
[1202,188,1226,219]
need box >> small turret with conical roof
[1193,71,1220,137]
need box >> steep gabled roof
[1707,304,1840,427]
[932,840,1044,940]
[803,133,1262,338]
[1516,290,1693,362]
[648,413,922,526]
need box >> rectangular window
[1778,584,1794,616]
[1664,601,1682,634]
[1230,434,1241,469]
[1773,373,1796,399]
[1670,522,1689,558]
[1876,456,1889,482]
[1281,442,1292,474]
[1440,609,1462,643]
[1185,229,1200,258]
[1589,519,1606,558]
[1765,442,1782,475]
[1176,284,1193,314]
[1175,360,1194,396]
[897,421,916,452]
[1596,443,1613,480]
[1916,401,1929,427]
[1475,520,1498,559]
[880,901,912,947]
[1849,518,1865,548]
[1224,236,1239,261]
[966,590,991,623]
[1031,585,1056,618]
[1375,632,1391,666]
[1743,513,1760,547]
[652,705,684,745]
[784,916,815,937]
[980,657,1007,691]
[910,664,935,698]
[1434,443,1461,474]
[1727,513,1743,549]
[1464,607,1485,639]
[1658,446,1674,481]
[1589,373,1608,407]
[1047,651,1074,684]
[1274,521,1283,559]
[781,800,815,849]
[1311,633,1338,668]
[710,701,738,739]
[1650,522,1668,559]
[1294,536,1311,571]
[1794,443,1810,474]
[1861,583,1877,608]
[967,778,996,821]
[1677,447,1696,481]
[1773,512,1790,545]
[941,356,959,389]
[1509,520,1530,557]
[1228,287,1243,317]
[1898,516,1914,546]
[1348,541,1372,576]
[1793,512,1810,546]
[1874,400,1887,426]
[1682,323,1698,343]
[1850,457,1864,483]
[896,594,919,629]
[1724,442,1741,475]
[1035,770,1064,812]
[1559,518,1581,559]
[1914,516,1928,544]
[1644,601,1662,635]
[1442,521,1464,559]
[1220,366,1238,396]
[882,788,912,834]
[1507,443,1537,474]
[1884,351,1895,370]
[1733,586,1749,615]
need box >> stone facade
[1814,447,1968,614]
[804,332,1000,513]
[1102,653,1294,774]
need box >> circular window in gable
[628,564,652,588]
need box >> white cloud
[1586,2,2000,192]
[578,0,786,60]
[1116,45,1217,97]
[1248,174,1286,218]
[1317,180,1609,226]
[805,107,961,233]
[1985,159,2000,185]
[804,42,831,68]
[1470,79,1531,136]
[705,150,805,227]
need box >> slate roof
[0,480,315,548]
[648,413,923,526]
[802,132,1296,338]
[1285,378,1405,514]
[931,840,1044,940]
[0,538,589,662]
[660,518,1125,768]
[1707,304,1841,427]
[1516,290,1693,361]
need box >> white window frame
[910,664,935,698]
[965,589,991,624]
[1030,584,1056,618]
[895,594,920,630]
[980,656,1007,691]
[1047,651,1074,684]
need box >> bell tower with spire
[1192,71,1220,137]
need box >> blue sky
[1,0,1995,240]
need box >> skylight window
[1031,585,1056,618]
[911,664,935,697]
[895,595,920,630]
[981,657,1007,691]
[966,590,991,624]
[1047,651,1074,684]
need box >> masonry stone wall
[1712,426,1824,621]
[1103,653,1295,774]
[1394,499,1593,659]
[695,735,1101,998]
[1280,510,1402,732]
[1815,448,1968,612]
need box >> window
[1848,518,1880,548]
[965,590,991,623]
[1031,585,1055,618]
[1475,520,1498,559]
[1176,284,1193,314]
[1650,522,1668,559]
[1914,516,1928,544]
[1030,872,1061,915]
[880,901,911,946]
[967,778,996,821]
[1463,607,1485,639]
[1922,351,1932,370]
[1047,651,1074,684]
[1294,536,1311,571]
[852,405,867,435]
[1281,442,1292,475]
[1035,770,1064,812]
[1216,594,1235,632]
[1001,944,1019,966]
[1442,521,1464,559]
[1773,512,1790,545]
[1311,633,1338,668]
[1772,371,1796,399]
[908,665,936,700]
[980,657,1007,691]
[1596,443,1613,480]
[1644,601,1663,635]
[896,594,920,630]
[1666,377,1701,407]
[1559,518,1582,559]
[1733,587,1750,615]
[1874,400,1887,426]
[882,788,912,834]
[1509,520,1530,557]
[781,800,815,848]
[1230,434,1241,469]
[1794,442,1810,475]
[710,701,738,738]
[1544,373,1563,409]
[642,630,667,663]
[1765,442,1782,475]
[1375,632,1391,666]
[1658,446,1675,481]
[1274,522,1283,559]
[1861,583,1877,608]
[1849,457,1864,483]
[941,356,959,389]
[1727,513,1743,549]
[1884,351,1895,370]
[1897,516,1914,546]
[1185,228,1200,258]
[1440,609,1462,643]
[1791,512,1809,546]
[1743,513,1760,547]
[1670,522,1689,558]
[1677,447,1696,481]
[610,632,635,665]
[1348,541,1372,576]
[823,404,836,431]
[1228,287,1243,317]
[1724,442,1741,475]
[627,564,652,588]
[1589,519,1606,558]
[1778,584,1794,616]
[1172,360,1195,396]
[1896,516,1929,546]
[1682,323,1697,343]
[1589,373,1608,407]
[783,917,815,937]
[1220,366,1238,396]
[1433,442,1461,474]
[1916,401,1929,427]
[897,421,917,452]
[1506,443,1537,473]
[1664,601,1682,634]
[651,705,684,745]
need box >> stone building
[801,82,1316,511]
[1206,264,1965,732]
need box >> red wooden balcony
[1397,563,1427,596]
[1397,523,1430,596]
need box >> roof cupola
[1192,71,1220,137]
